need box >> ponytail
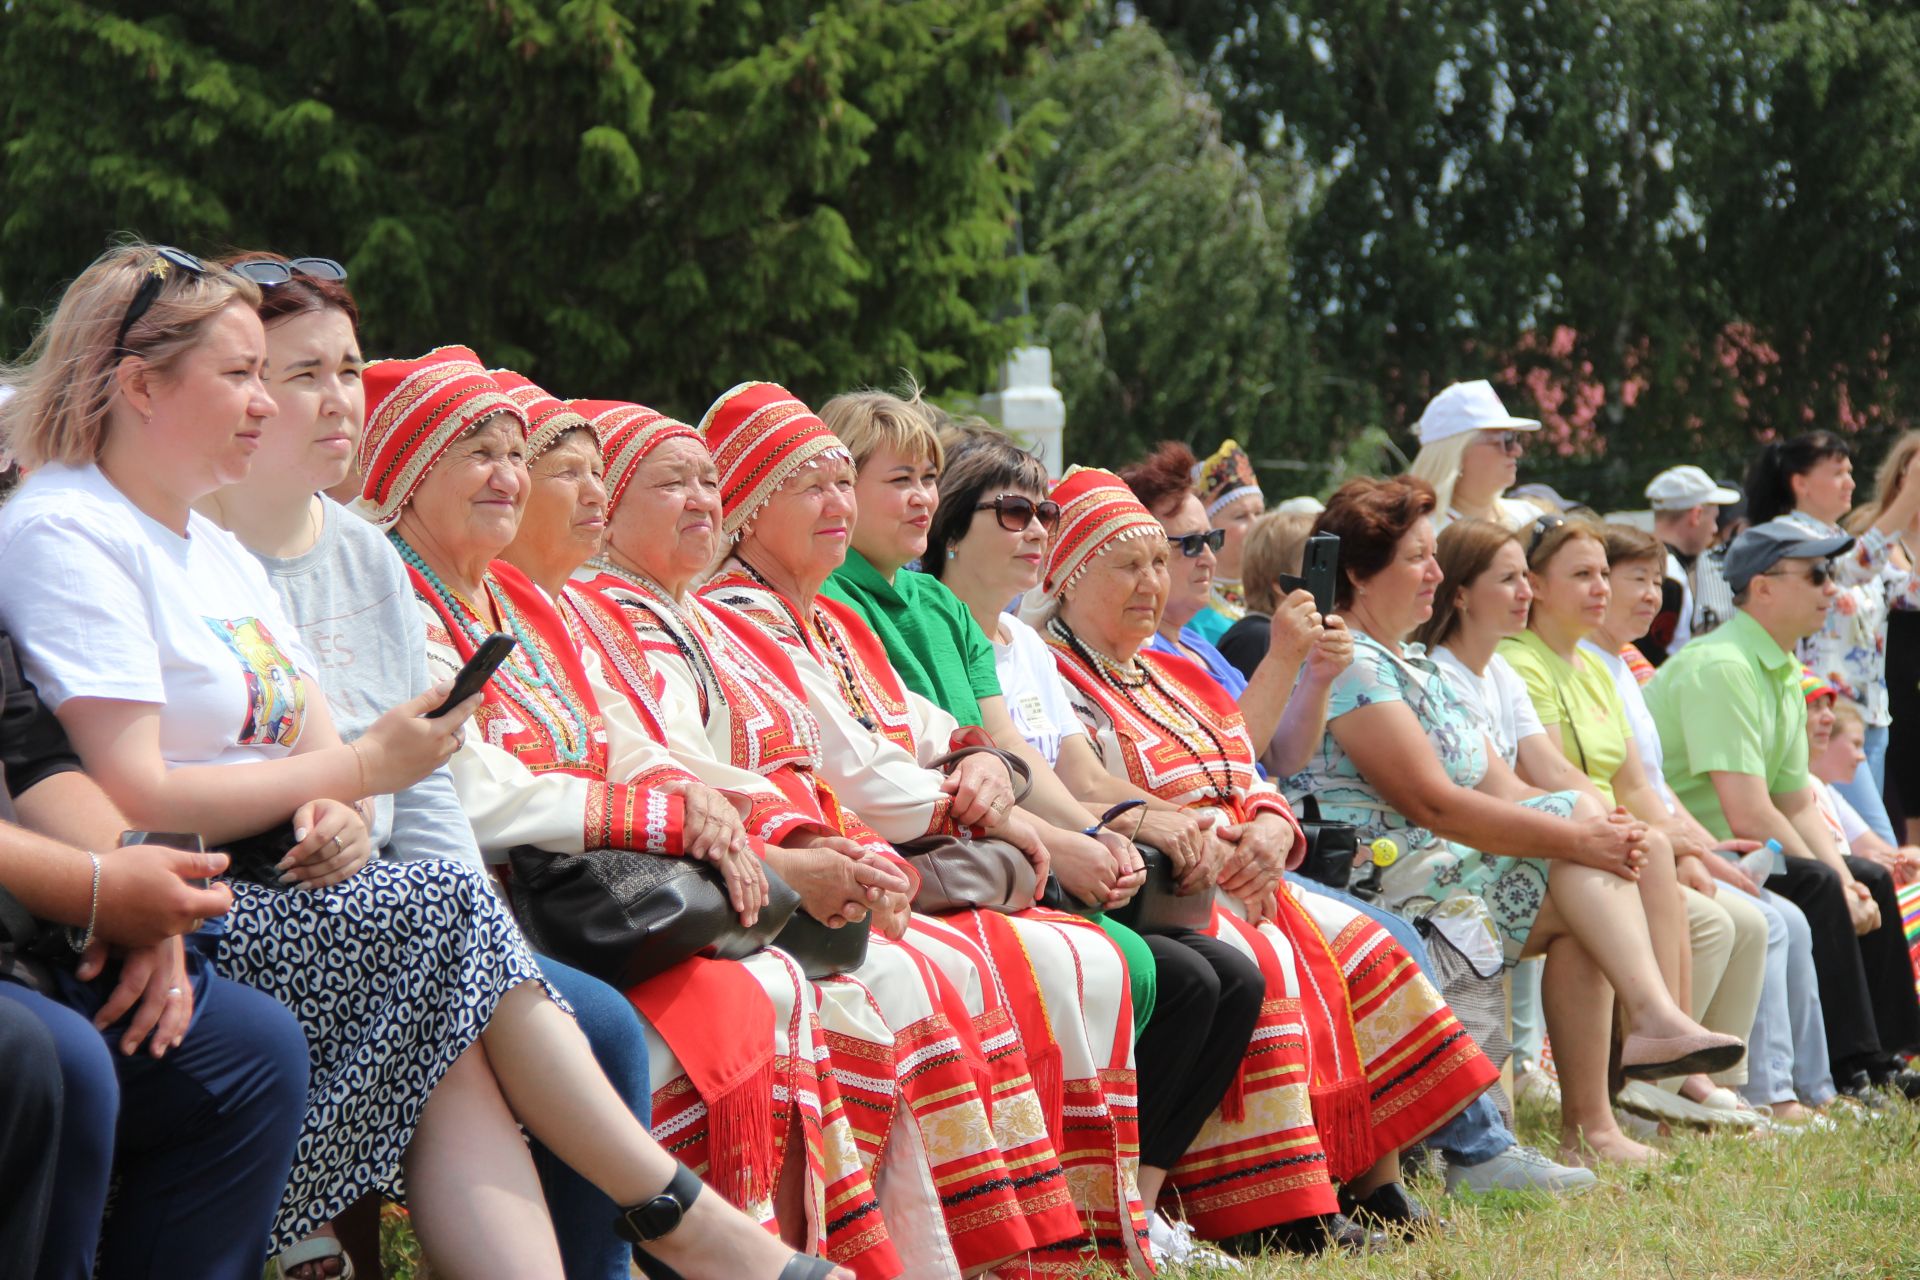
[1745,430,1849,526]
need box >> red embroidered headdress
[492,370,591,460]
[358,345,525,527]
[1039,465,1164,601]
[572,399,700,511]
[699,381,850,536]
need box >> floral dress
[1284,632,1577,962]
[1783,510,1920,727]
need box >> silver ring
[329,834,345,855]
[166,986,183,997]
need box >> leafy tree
[1018,22,1323,479]
[0,0,1081,420]
[1137,1,1920,508]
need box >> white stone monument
[980,345,1066,477]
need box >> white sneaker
[1513,1067,1562,1109]
[1147,1211,1245,1273]
[1443,1143,1599,1196]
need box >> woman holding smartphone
[0,244,850,1280]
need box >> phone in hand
[1302,533,1340,616]
[428,632,516,718]
[120,830,208,888]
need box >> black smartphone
[120,830,207,887]
[428,632,516,718]
[1302,533,1340,616]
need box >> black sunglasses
[1525,513,1567,556]
[1762,562,1834,588]
[230,257,349,287]
[1171,528,1227,558]
[975,494,1061,533]
[115,246,206,355]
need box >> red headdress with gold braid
[1039,465,1164,601]
[491,370,592,461]
[358,345,525,527]
[571,399,701,513]
[698,381,850,537]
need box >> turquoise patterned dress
[1284,632,1577,962]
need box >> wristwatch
[614,1161,703,1244]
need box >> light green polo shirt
[1645,609,1812,840]
[1499,629,1630,803]
[823,549,1000,727]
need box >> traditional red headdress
[571,399,701,512]
[358,345,525,526]
[698,381,849,536]
[1038,465,1164,602]
[492,370,592,460]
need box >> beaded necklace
[733,558,880,731]
[1049,617,1236,804]
[588,557,720,720]
[392,534,589,764]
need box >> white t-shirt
[1826,781,1872,845]
[992,613,1086,766]
[1429,645,1544,767]
[0,463,316,768]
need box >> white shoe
[1147,1211,1245,1272]
[1513,1066,1562,1109]
[1443,1143,1598,1196]
[1618,1080,1763,1130]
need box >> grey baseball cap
[1724,518,1854,594]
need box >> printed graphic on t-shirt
[204,617,305,747]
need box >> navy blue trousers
[0,940,308,1280]
[530,954,654,1280]
[0,991,61,1275]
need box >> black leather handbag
[773,908,872,980]
[1291,793,1359,893]
[508,846,801,989]
[1105,843,1213,934]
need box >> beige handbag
[899,747,1039,913]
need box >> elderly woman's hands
[354,682,482,796]
[943,750,1018,828]
[1133,808,1208,877]
[775,836,912,928]
[1048,826,1146,910]
[1215,811,1295,900]
[668,779,768,924]
[279,798,373,888]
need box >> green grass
[378,1100,1920,1279]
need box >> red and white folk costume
[359,351,897,1279]
[698,382,1151,1277]
[1035,468,1499,1239]
[563,398,1062,1278]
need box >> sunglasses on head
[1171,528,1226,558]
[230,257,349,287]
[1762,562,1834,588]
[1525,513,1567,556]
[115,246,206,355]
[975,493,1061,533]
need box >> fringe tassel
[706,1057,778,1204]
[1220,1058,1249,1124]
[1310,1076,1376,1185]
[1030,1039,1066,1151]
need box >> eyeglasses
[230,257,349,287]
[114,246,206,355]
[1477,429,1525,452]
[1761,562,1834,588]
[975,494,1061,533]
[1526,513,1567,556]
[1171,528,1227,558]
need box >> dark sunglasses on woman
[975,494,1062,533]
[1171,528,1226,558]
[230,257,350,287]
[115,246,207,354]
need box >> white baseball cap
[1645,465,1740,511]
[1415,380,1541,446]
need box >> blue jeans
[529,955,653,1280]
[1718,884,1834,1108]
[0,940,309,1280]
[1832,724,1896,844]
[1286,875,1513,1165]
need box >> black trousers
[0,986,62,1278]
[1765,855,1884,1068]
[1134,931,1263,1170]
[1844,855,1920,1061]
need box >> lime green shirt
[823,550,1000,727]
[1498,629,1630,803]
[1645,609,1812,840]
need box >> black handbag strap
[925,746,1033,804]
[1297,792,1324,825]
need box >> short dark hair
[1312,475,1438,610]
[924,431,1050,580]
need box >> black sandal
[619,1163,839,1280]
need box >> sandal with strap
[621,1162,842,1280]
[271,1234,357,1280]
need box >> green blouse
[824,549,1000,727]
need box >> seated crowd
[1,244,1916,1280]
